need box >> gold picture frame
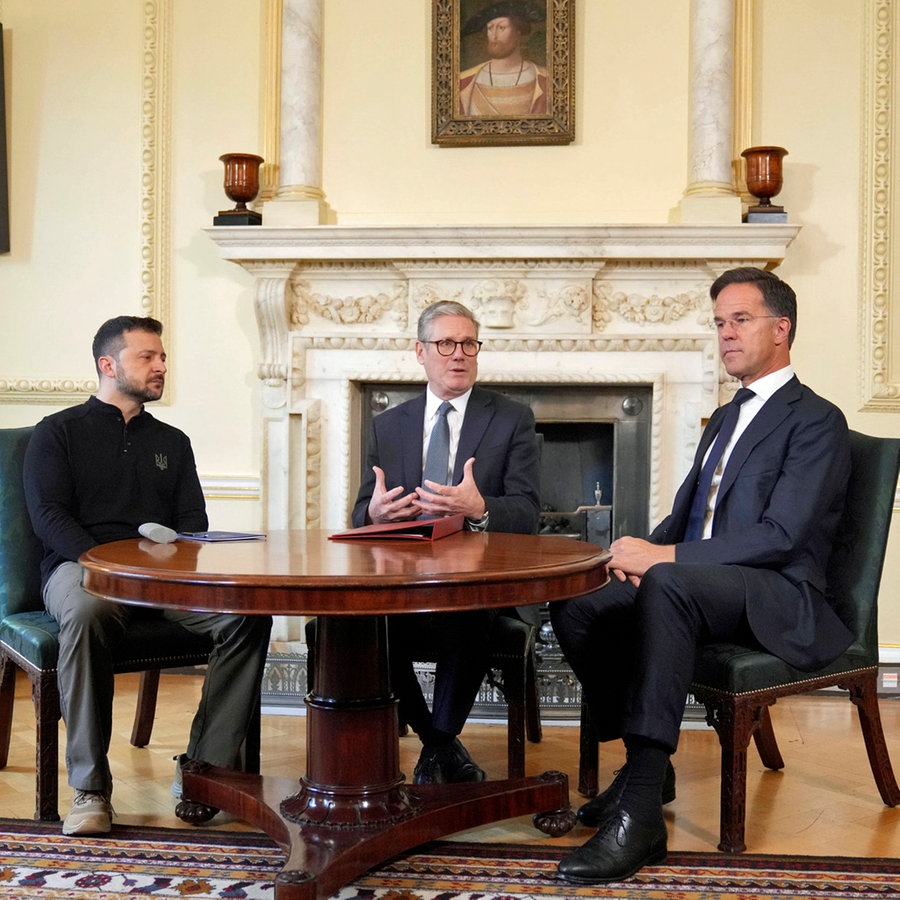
[432,0,575,147]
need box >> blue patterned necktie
[684,387,755,541]
[421,401,453,491]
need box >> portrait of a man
[432,0,573,147]
[458,1,548,117]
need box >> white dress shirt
[700,365,794,538]
[422,386,471,477]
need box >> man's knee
[639,561,680,589]
[45,565,126,635]
[637,562,716,624]
[212,612,272,649]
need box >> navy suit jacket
[353,386,542,623]
[648,376,853,670]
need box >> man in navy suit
[551,267,853,883]
[353,300,540,784]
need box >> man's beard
[116,370,164,403]
[487,39,518,59]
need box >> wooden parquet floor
[2,670,899,857]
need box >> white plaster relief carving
[140,0,172,333]
[860,0,899,408]
[412,282,466,311]
[603,289,705,326]
[300,400,322,528]
[291,335,710,356]
[470,279,528,328]
[290,281,407,327]
[250,265,296,386]
[526,283,592,328]
[0,379,97,404]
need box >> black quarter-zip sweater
[23,396,208,588]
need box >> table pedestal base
[182,767,574,900]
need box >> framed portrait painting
[432,0,575,147]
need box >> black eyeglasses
[713,314,781,331]
[425,339,483,357]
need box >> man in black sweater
[23,316,271,836]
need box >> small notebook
[329,514,465,542]
[176,531,267,542]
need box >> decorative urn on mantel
[214,153,264,226]
[741,146,788,223]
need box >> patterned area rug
[0,818,899,899]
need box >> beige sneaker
[63,789,114,836]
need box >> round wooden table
[81,529,610,900]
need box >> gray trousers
[44,561,273,793]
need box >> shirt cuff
[466,511,490,532]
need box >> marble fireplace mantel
[205,223,799,262]
[206,222,800,537]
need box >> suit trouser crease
[550,562,766,752]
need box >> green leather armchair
[578,430,900,853]
[0,425,252,822]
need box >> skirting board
[259,650,900,721]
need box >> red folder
[329,514,465,542]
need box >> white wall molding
[860,0,899,410]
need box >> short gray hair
[417,301,480,342]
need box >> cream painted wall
[749,0,900,648]
[1,3,142,378]
[0,0,265,530]
[321,0,691,224]
[0,0,897,643]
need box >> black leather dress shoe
[558,809,668,883]
[413,738,486,784]
[577,760,676,828]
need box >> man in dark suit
[551,267,853,883]
[353,300,540,784]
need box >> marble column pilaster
[264,0,330,225]
[673,0,742,223]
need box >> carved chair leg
[131,669,161,748]
[577,698,599,797]
[524,644,542,745]
[751,704,785,770]
[243,695,262,774]
[710,697,756,854]
[34,671,61,822]
[0,655,16,767]
[845,673,900,806]
[501,657,527,779]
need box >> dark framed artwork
[0,24,9,253]
[432,0,575,147]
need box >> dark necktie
[684,387,754,541]
[421,401,453,491]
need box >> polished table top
[80,529,610,900]
[80,529,611,616]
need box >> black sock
[620,735,670,825]
[424,728,455,749]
